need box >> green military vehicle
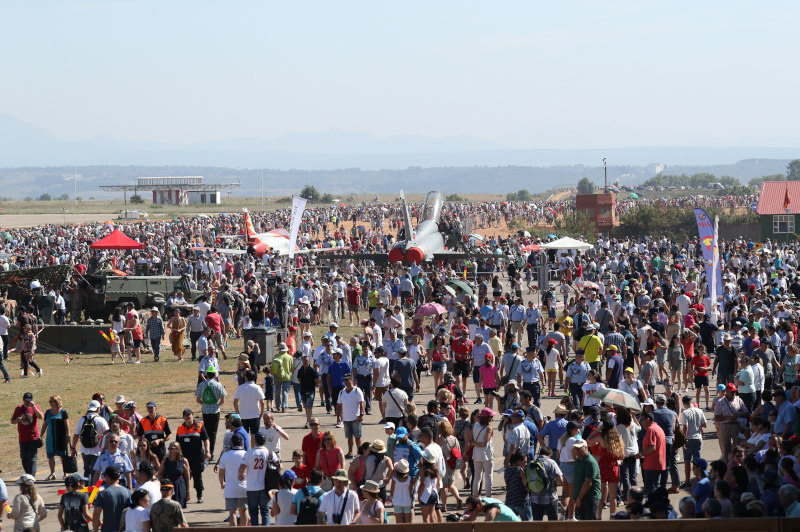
[83,274,203,320]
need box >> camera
[332,513,343,525]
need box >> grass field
[0,322,364,476]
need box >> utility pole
[74,166,77,205]
[603,158,608,192]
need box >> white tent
[541,236,592,251]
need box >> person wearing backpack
[71,400,110,480]
[291,468,325,525]
[194,366,227,459]
[527,446,563,521]
[503,450,530,520]
[272,343,294,413]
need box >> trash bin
[242,327,277,367]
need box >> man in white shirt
[71,400,110,480]
[373,347,391,421]
[218,432,249,526]
[337,374,365,459]
[239,432,273,526]
[257,412,289,460]
[232,370,265,447]
[317,469,360,524]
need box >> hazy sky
[3,1,799,148]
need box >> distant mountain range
[0,114,797,198]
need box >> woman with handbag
[436,420,463,512]
[315,431,345,491]
[40,395,72,481]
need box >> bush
[445,193,465,202]
[507,189,532,202]
[130,195,145,204]
[553,211,597,240]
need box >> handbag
[500,356,521,386]
[673,426,687,450]
[34,437,43,449]
[63,454,79,474]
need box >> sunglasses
[309,423,319,426]
[323,438,332,441]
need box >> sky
[2,1,800,150]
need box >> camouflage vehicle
[83,273,203,320]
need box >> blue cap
[693,458,708,473]
[502,409,513,417]
[395,427,408,438]
[511,343,520,349]
[716,384,726,391]
[282,470,297,484]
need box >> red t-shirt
[205,313,223,333]
[13,404,40,442]
[302,432,323,470]
[346,288,360,306]
[692,354,711,377]
[642,423,666,471]
[292,464,311,488]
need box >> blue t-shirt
[95,484,132,532]
[693,476,712,512]
[328,361,351,388]
[393,441,423,477]
[291,485,325,511]
[540,417,568,451]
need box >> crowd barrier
[185,517,800,532]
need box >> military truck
[83,274,203,320]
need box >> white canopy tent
[541,236,592,251]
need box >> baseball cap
[383,422,396,430]
[571,439,588,449]
[693,458,709,473]
[182,408,193,416]
[22,392,33,401]
[726,383,738,392]
[624,367,634,373]
[716,384,726,391]
[282,469,298,484]
[206,366,218,374]
[511,342,520,349]
[87,400,101,412]
[512,409,525,418]
[146,400,158,408]
[502,409,513,417]
[395,427,409,438]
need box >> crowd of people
[5,199,800,529]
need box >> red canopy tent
[90,229,144,250]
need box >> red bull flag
[694,208,723,296]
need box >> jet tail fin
[242,208,259,244]
[400,190,415,241]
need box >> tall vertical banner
[288,196,307,259]
[693,208,724,298]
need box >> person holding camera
[317,469,360,524]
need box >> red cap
[726,383,738,392]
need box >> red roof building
[757,181,799,240]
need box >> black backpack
[79,415,99,449]
[295,486,321,525]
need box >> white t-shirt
[274,488,298,525]
[337,387,365,422]
[218,448,248,498]
[257,424,283,455]
[374,357,390,387]
[241,446,270,491]
[196,301,211,320]
[318,488,360,525]
[233,382,265,419]
[581,382,606,407]
[0,315,9,335]
[139,479,162,509]
[125,506,150,532]
[382,388,408,418]
[74,413,110,456]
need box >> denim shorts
[226,497,248,511]
[683,438,702,462]
[432,361,447,372]
[302,392,316,408]
[344,420,362,439]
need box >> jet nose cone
[388,247,405,264]
[406,247,424,264]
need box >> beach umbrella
[1,232,10,241]
[629,192,639,199]
[575,280,600,290]
[415,302,448,316]
[447,279,474,296]
[547,233,557,239]
[522,230,531,238]
[444,285,457,297]
[590,388,641,412]
[469,233,485,241]
[521,244,540,252]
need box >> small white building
[138,177,222,205]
